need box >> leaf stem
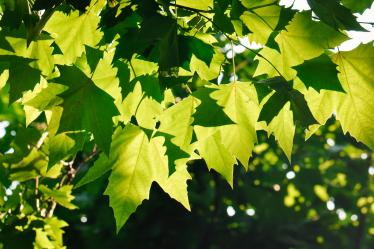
[230,40,236,82]
[128,60,137,78]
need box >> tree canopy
[0,0,373,248]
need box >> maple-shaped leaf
[258,79,317,128]
[159,96,199,149]
[210,82,259,169]
[332,44,374,150]
[54,65,119,155]
[293,53,344,92]
[303,44,374,148]
[2,33,55,75]
[103,125,169,232]
[307,0,365,31]
[0,55,41,103]
[253,47,297,81]
[241,5,281,44]
[192,87,233,127]
[76,125,192,230]
[157,96,199,173]
[158,157,192,211]
[267,102,295,161]
[44,9,103,64]
[195,126,236,187]
[275,12,347,66]
[25,83,67,111]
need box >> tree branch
[27,7,57,44]
[169,3,213,13]
[192,11,285,79]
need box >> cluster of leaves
[0,0,373,247]
[57,120,374,249]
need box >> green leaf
[213,5,235,34]
[192,87,233,127]
[75,153,112,188]
[254,47,297,80]
[258,89,289,123]
[293,53,344,92]
[307,0,365,31]
[195,126,236,187]
[258,80,317,128]
[44,9,103,64]
[115,14,174,60]
[288,89,318,128]
[341,0,373,13]
[157,96,199,173]
[159,22,179,72]
[175,0,213,11]
[332,44,374,150]
[55,65,119,155]
[119,81,144,124]
[25,83,67,110]
[275,12,348,66]
[179,36,215,67]
[85,45,104,73]
[32,0,61,10]
[103,125,168,231]
[267,102,295,161]
[159,96,199,149]
[39,185,77,210]
[48,132,87,168]
[210,82,259,168]
[241,5,281,44]
[0,55,41,103]
[302,45,374,146]
[158,158,192,211]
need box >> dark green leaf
[192,87,234,126]
[293,53,344,92]
[307,0,365,31]
[55,65,119,155]
[0,55,41,103]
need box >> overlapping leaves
[0,0,373,240]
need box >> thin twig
[35,176,40,212]
[195,11,285,78]
[169,3,213,13]
[73,145,99,179]
[27,6,58,44]
[230,40,236,82]
[183,84,193,94]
